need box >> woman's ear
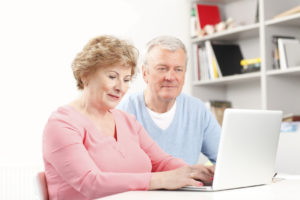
[81,75,89,87]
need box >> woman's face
[84,64,132,110]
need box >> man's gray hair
[142,36,188,66]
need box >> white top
[146,102,176,130]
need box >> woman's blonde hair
[72,35,138,90]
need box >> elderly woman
[43,35,213,199]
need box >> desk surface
[100,178,300,200]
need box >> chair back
[36,172,49,200]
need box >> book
[272,35,295,69]
[200,45,212,80]
[205,40,222,79]
[285,42,300,68]
[274,5,300,19]
[190,7,199,38]
[192,44,200,81]
[198,45,206,81]
[211,43,243,76]
[278,38,299,69]
[206,100,232,126]
[195,4,221,29]
[283,114,300,122]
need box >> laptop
[181,109,282,191]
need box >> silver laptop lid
[213,109,282,190]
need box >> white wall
[0,0,191,166]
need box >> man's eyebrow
[155,64,168,67]
[155,64,184,68]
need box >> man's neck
[144,89,176,113]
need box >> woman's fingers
[190,165,214,183]
[187,179,204,187]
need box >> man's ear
[142,65,148,84]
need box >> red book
[196,4,221,29]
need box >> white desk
[101,178,300,200]
[275,129,300,174]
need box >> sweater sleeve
[201,107,221,164]
[131,118,187,172]
[43,118,151,199]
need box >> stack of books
[193,41,244,81]
[206,100,232,126]
[272,36,300,70]
[283,114,300,122]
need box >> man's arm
[201,108,222,164]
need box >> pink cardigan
[43,106,186,199]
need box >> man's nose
[165,70,175,80]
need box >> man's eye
[176,68,183,72]
[109,75,116,79]
[158,68,166,71]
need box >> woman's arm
[134,119,214,189]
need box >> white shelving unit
[191,23,260,43]
[193,72,261,86]
[191,0,300,114]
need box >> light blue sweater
[117,92,221,165]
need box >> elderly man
[118,36,221,166]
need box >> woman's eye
[158,68,166,71]
[124,77,131,82]
[109,75,116,79]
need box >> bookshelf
[193,72,261,86]
[265,12,300,26]
[191,23,260,42]
[267,67,300,76]
[190,0,300,115]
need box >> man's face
[143,46,186,102]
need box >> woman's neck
[70,94,110,120]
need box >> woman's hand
[148,164,214,190]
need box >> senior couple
[43,35,221,199]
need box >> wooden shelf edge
[265,13,300,26]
